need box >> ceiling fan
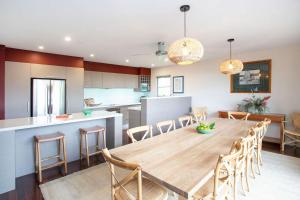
[130,42,169,62]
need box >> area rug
[40,151,300,200]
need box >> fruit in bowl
[196,122,216,134]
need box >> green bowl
[197,129,213,134]
[82,109,93,116]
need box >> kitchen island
[0,110,122,194]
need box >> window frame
[156,75,171,97]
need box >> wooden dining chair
[193,140,243,200]
[102,148,168,200]
[192,106,208,123]
[281,112,300,152]
[178,115,193,128]
[256,119,271,170]
[127,125,153,143]
[156,120,176,134]
[248,124,265,177]
[228,111,250,121]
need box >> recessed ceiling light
[151,64,155,67]
[38,46,44,50]
[90,54,94,57]
[64,36,72,42]
[125,59,130,63]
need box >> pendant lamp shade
[220,38,243,74]
[219,59,244,75]
[168,5,204,65]
[168,37,204,65]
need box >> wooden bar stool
[79,126,106,167]
[34,132,67,183]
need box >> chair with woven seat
[127,125,153,143]
[228,111,250,121]
[102,148,168,200]
[178,115,193,128]
[156,120,176,134]
[192,106,208,124]
[193,140,243,200]
[281,112,300,152]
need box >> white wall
[151,45,300,139]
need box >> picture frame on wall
[231,59,272,93]
[173,76,184,93]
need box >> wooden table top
[110,118,256,199]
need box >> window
[157,76,171,97]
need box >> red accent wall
[84,61,151,75]
[0,45,5,119]
[5,48,84,68]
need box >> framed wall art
[231,59,272,93]
[173,76,184,93]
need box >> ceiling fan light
[168,37,204,65]
[220,59,244,75]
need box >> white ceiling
[0,0,300,68]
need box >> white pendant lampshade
[220,38,243,75]
[168,5,204,65]
[168,37,204,65]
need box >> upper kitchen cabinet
[84,71,102,88]
[102,72,124,88]
[66,67,84,113]
[5,61,31,119]
[124,74,139,89]
[30,63,66,79]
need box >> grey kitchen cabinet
[84,71,102,88]
[5,62,31,119]
[30,63,66,79]
[66,67,84,113]
[124,74,139,89]
[102,72,125,88]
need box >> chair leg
[256,150,261,175]
[62,138,68,175]
[103,129,106,149]
[233,173,237,200]
[245,158,250,192]
[251,157,256,179]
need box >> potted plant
[238,94,271,114]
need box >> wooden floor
[0,142,299,200]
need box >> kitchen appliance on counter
[31,78,66,117]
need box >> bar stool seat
[34,132,67,183]
[80,126,106,167]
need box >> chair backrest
[292,112,300,129]
[192,107,208,122]
[213,140,243,199]
[156,120,176,134]
[102,148,142,200]
[228,111,250,121]
[250,123,265,147]
[178,115,193,128]
[127,125,153,143]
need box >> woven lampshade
[219,59,244,75]
[168,37,204,65]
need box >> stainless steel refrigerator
[31,78,66,117]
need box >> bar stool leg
[79,132,82,161]
[102,129,106,149]
[37,142,42,183]
[35,142,38,174]
[62,137,68,175]
[85,134,90,167]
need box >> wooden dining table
[110,118,256,199]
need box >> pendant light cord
[184,11,187,38]
[229,41,232,63]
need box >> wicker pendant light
[168,5,204,65]
[220,38,243,74]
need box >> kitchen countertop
[0,111,122,132]
[85,102,141,110]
